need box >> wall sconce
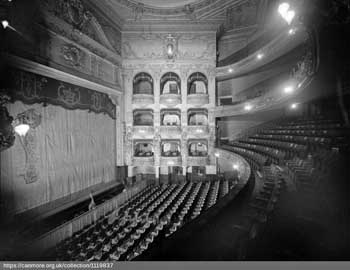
[11,109,42,184]
[164,34,177,60]
[167,44,174,58]
[12,109,42,137]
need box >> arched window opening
[160,72,181,95]
[133,72,154,95]
[187,72,208,95]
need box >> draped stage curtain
[1,101,116,214]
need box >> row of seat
[51,180,234,261]
[283,118,340,126]
[223,118,349,171]
[232,166,285,259]
[239,138,307,159]
[229,141,285,165]
[221,144,268,170]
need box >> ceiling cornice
[122,20,220,32]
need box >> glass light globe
[14,124,30,136]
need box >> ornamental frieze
[4,69,116,119]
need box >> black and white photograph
[0,0,349,269]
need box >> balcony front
[133,126,155,137]
[187,93,209,105]
[187,156,209,166]
[132,94,154,105]
[133,156,155,166]
[159,94,181,106]
[160,156,182,167]
[186,125,209,136]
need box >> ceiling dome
[133,0,203,8]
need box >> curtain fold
[1,101,116,214]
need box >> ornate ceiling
[132,0,203,8]
[87,0,268,32]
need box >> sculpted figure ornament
[134,3,145,21]
[183,4,196,20]
[61,44,84,68]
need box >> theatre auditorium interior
[0,0,350,262]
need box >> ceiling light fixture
[14,124,30,137]
[278,2,296,25]
[1,20,9,29]
[290,103,298,109]
[228,68,234,73]
[244,104,253,111]
[257,53,264,60]
[288,28,296,35]
[284,86,294,94]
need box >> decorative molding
[42,0,120,54]
[216,25,308,80]
[132,94,155,105]
[122,32,216,61]
[60,44,85,68]
[4,54,122,96]
[159,94,182,106]
[187,94,210,105]
[4,68,117,119]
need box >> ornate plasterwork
[122,33,216,61]
[42,0,118,51]
[40,0,122,65]
[224,0,260,30]
[0,93,15,152]
[61,44,85,68]
[113,0,219,16]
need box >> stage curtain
[1,101,116,214]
